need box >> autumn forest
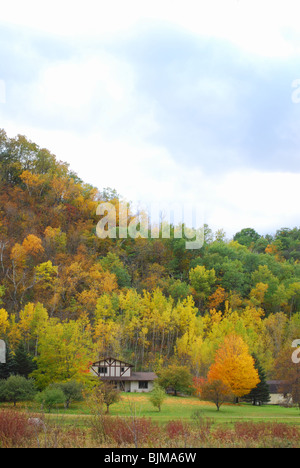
[0,128,300,393]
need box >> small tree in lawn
[149,382,166,412]
[97,381,122,414]
[200,379,232,411]
[54,380,84,409]
[36,386,66,413]
[1,375,36,406]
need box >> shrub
[165,420,191,439]
[148,383,166,412]
[0,375,36,406]
[0,410,35,448]
[191,410,213,442]
[101,416,158,447]
[210,421,300,448]
[165,420,195,448]
[211,425,239,448]
[234,421,300,444]
[52,380,84,408]
[36,386,66,412]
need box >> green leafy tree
[157,364,193,396]
[234,228,261,248]
[148,382,166,412]
[168,279,191,303]
[189,265,216,310]
[54,380,84,409]
[36,386,66,412]
[100,252,131,288]
[220,260,245,295]
[0,375,36,406]
[31,317,93,389]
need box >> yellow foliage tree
[248,282,269,308]
[0,308,9,336]
[32,316,94,389]
[18,302,49,353]
[20,170,45,196]
[207,334,260,399]
[22,235,44,257]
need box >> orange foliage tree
[207,334,260,400]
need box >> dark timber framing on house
[92,357,133,378]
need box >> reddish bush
[102,416,158,447]
[234,421,300,443]
[212,426,237,446]
[0,410,35,448]
[234,421,264,441]
[165,420,191,439]
[268,422,299,441]
[191,411,213,442]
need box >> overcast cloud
[0,0,300,237]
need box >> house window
[98,367,108,374]
[121,367,125,373]
[139,381,148,390]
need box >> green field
[8,393,298,427]
[1,394,300,447]
[2,393,300,427]
[101,393,300,425]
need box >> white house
[90,357,157,393]
[267,380,292,405]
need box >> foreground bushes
[0,409,299,448]
[89,414,300,448]
[0,410,35,448]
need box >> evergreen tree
[13,345,37,378]
[0,347,16,380]
[244,355,271,405]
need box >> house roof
[92,357,133,368]
[100,372,157,382]
[267,380,290,394]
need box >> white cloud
[28,54,136,128]
[204,170,300,235]
[1,0,300,237]
[2,0,300,57]
[2,113,299,236]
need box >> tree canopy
[0,130,300,391]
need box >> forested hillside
[0,129,300,388]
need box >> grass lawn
[1,393,300,427]
[108,393,300,425]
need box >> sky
[0,0,300,238]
